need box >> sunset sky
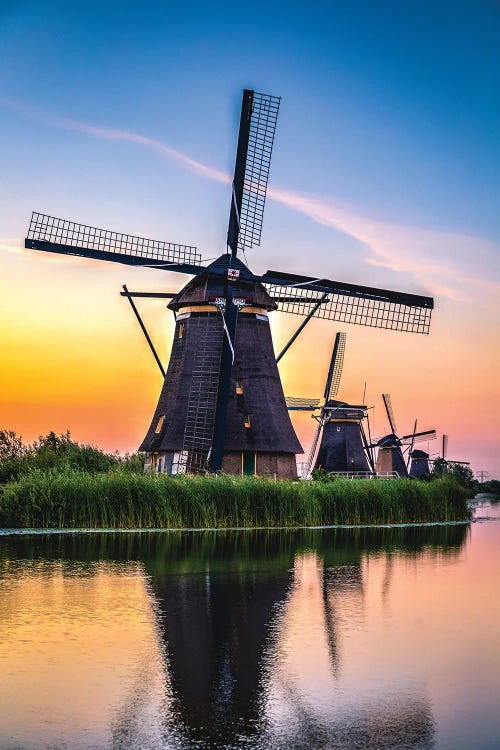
[1,1,499,475]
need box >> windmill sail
[262,271,433,334]
[304,418,324,477]
[382,393,398,435]
[442,434,448,459]
[324,332,346,401]
[285,397,321,410]
[25,212,202,271]
[401,429,436,444]
[227,90,281,255]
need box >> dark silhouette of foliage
[431,459,474,488]
[0,429,144,483]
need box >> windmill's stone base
[222,451,298,480]
[146,450,298,480]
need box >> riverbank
[0,471,471,529]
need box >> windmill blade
[285,397,320,410]
[262,270,433,334]
[227,90,281,256]
[25,212,204,274]
[406,419,418,470]
[401,429,437,444]
[442,434,448,459]
[360,422,376,473]
[304,419,324,477]
[382,393,398,435]
[324,332,346,401]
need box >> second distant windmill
[374,394,436,478]
[286,333,374,477]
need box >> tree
[431,459,474,489]
[0,430,29,461]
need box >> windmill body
[409,449,431,479]
[375,435,408,477]
[314,401,371,474]
[140,255,301,477]
[24,89,434,477]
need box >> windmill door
[243,452,256,476]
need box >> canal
[1,500,498,749]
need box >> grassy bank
[0,471,471,529]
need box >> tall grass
[0,471,471,529]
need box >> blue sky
[2,0,499,243]
[1,1,499,473]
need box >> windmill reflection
[146,533,293,745]
[141,525,467,748]
[1,525,468,749]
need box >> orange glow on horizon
[2,246,499,474]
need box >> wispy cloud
[2,93,499,308]
[268,186,500,307]
[0,238,23,255]
[0,94,231,185]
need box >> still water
[1,501,499,750]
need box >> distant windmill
[374,394,436,478]
[286,333,374,477]
[437,434,470,470]
[25,89,434,478]
[409,449,432,479]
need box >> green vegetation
[0,429,471,529]
[0,471,470,529]
[0,429,144,483]
[431,458,475,489]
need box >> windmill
[286,333,374,477]
[409,449,432,479]
[25,89,434,478]
[436,434,470,470]
[374,394,436,478]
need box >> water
[1,500,499,750]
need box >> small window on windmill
[178,322,184,339]
[244,414,251,429]
[155,415,165,434]
[236,379,244,395]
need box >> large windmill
[286,333,374,477]
[25,89,434,478]
[374,394,436,477]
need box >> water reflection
[0,523,476,750]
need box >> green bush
[0,429,144,482]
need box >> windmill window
[155,415,165,434]
[236,380,244,394]
[244,414,251,428]
[178,322,184,339]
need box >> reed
[0,470,471,529]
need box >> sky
[1,0,499,475]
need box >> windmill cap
[377,433,401,447]
[323,401,367,421]
[168,253,277,312]
[411,449,429,459]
